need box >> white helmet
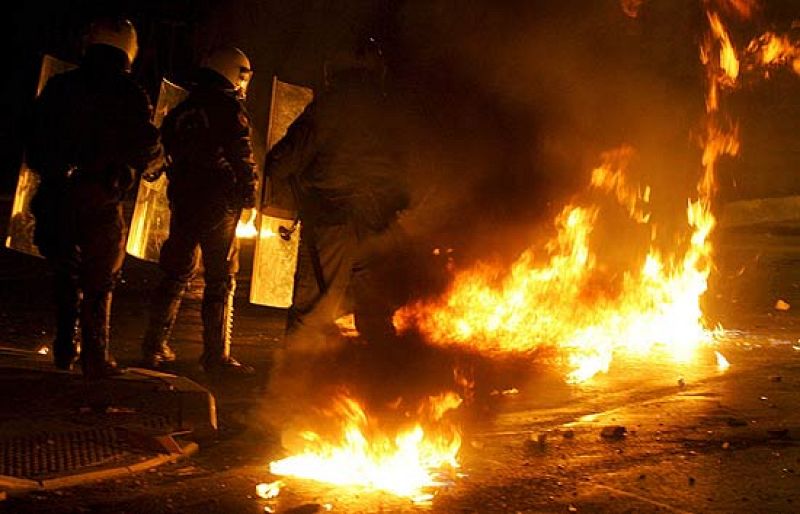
[203,47,253,99]
[87,18,139,66]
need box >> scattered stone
[600,426,627,440]
[775,299,791,311]
[767,428,790,439]
[689,477,696,486]
[726,417,748,427]
[638,474,646,480]
[537,433,548,446]
[770,375,783,383]
[568,505,578,512]
[285,504,322,514]
[678,377,686,388]
[722,442,731,449]
[562,429,575,439]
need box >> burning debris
[264,393,462,501]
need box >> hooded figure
[141,46,257,375]
[26,17,163,379]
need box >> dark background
[2,0,800,263]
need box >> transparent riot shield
[250,77,314,308]
[126,79,188,262]
[5,55,76,257]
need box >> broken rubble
[600,426,626,440]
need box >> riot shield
[5,55,76,257]
[126,79,188,262]
[250,77,313,308]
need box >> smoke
[383,0,712,278]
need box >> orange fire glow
[394,153,721,383]
[747,32,800,75]
[620,0,645,19]
[235,209,258,239]
[266,393,462,500]
[392,9,753,384]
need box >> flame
[620,0,645,18]
[702,11,740,111]
[393,10,758,384]
[235,209,258,239]
[268,394,462,499]
[255,480,283,499]
[746,32,800,75]
[590,145,650,223]
[713,0,758,20]
[334,313,360,337]
[395,149,721,383]
[715,350,731,371]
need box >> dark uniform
[26,44,162,378]
[264,67,409,350]
[142,68,257,370]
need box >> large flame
[266,393,462,500]
[392,7,758,384]
[395,151,720,383]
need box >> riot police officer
[141,47,257,375]
[26,17,163,379]
[264,38,409,353]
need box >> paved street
[1,209,800,513]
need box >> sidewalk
[0,347,215,496]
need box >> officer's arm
[25,78,63,177]
[261,103,317,212]
[124,85,165,177]
[222,106,258,209]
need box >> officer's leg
[198,210,252,374]
[76,199,126,379]
[285,224,357,351]
[141,215,199,367]
[37,184,80,370]
[350,226,410,345]
[52,261,81,370]
[270,224,357,401]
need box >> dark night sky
[3,0,800,262]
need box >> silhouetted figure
[141,47,257,376]
[26,18,162,379]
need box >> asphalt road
[1,220,800,513]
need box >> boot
[53,273,81,371]
[200,279,253,376]
[80,290,123,380]
[141,277,185,368]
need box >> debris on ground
[600,426,626,440]
[726,417,747,427]
[284,504,322,514]
[767,428,790,439]
[775,299,791,311]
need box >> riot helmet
[202,47,253,99]
[86,17,139,67]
